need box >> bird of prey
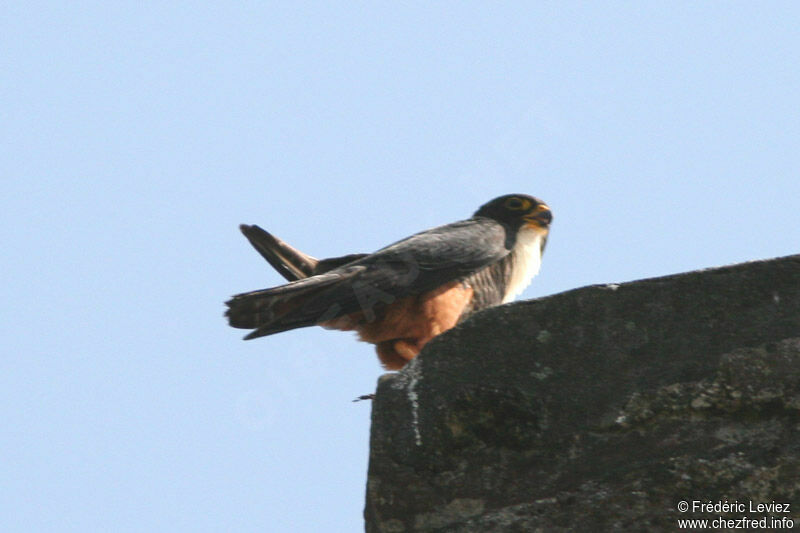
[225,194,552,369]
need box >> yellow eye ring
[504,197,531,211]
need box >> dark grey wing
[313,253,370,274]
[372,217,510,270]
[463,260,513,312]
[226,267,365,334]
[227,217,510,339]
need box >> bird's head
[474,194,552,232]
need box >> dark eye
[504,197,529,210]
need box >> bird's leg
[375,340,409,370]
[393,339,421,362]
[375,338,422,370]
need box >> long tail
[239,224,369,280]
[225,269,362,339]
[239,225,318,281]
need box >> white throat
[502,226,546,303]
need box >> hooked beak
[524,205,552,229]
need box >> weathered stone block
[366,254,800,532]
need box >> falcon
[225,194,552,369]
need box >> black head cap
[474,194,552,229]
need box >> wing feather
[226,217,510,339]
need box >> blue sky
[2,2,799,531]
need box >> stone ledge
[365,254,800,532]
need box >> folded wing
[226,217,509,339]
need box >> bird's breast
[502,226,546,303]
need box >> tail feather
[239,224,369,280]
[225,268,364,339]
[239,225,318,281]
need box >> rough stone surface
[365,254,800,532]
